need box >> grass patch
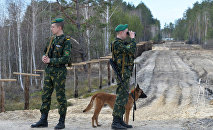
[4,78,116,111]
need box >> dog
[83,84,147,127]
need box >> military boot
[111,116,127,129]
[120,116,133,128]
[54,115,65,129]
[31,113,48,128]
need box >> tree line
[0,0,160,89]
[162,0,213,45]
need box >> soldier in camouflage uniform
[31,18,71,129]
[111,24,136,129]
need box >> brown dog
[83,84,147,127]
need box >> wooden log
[74,66,78,98]
[33,70,45,72]
[107,61,111,86]
[87,60,100,63]
[86,59,109,64]
[0,79,17,82]
[99,59,110,62]
[87,63,91,92]
[100,56,112,59]
[72,62,87,66]
[99,61,102,89]
[0,82,5,112]
[24,76,30,110]
[13,72,40,77]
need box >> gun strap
[121,53,126,78]
[111,41,115,61]
[45,36,54,56]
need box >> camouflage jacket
[44,34,71,67]
[112,38,136,76]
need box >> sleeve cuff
[131,38,136,41]
[50,58,53,64]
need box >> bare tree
[102,4,118,55]
[6,0,25,89]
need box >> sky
[0,0,202,28]
[123,0,202,28]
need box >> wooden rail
[0,43,150,112]
[72,59,109,97]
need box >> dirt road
[1,42,213,130]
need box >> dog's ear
[136,84,140,91]
[137,84,139,88]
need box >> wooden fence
[0,41,152,112]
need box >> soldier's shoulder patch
[65,51,70,56]
[127,45,131,49]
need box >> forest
[0,0,160,89]
[162,0,213,46]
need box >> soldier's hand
[42,56,50,64]
[129,31,135,39]
[45,57,50,63]
[42,55,46,63]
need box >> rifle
[45,36,54,56]
[109,59,136,121]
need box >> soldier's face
[121,29,128,39]
[51,23,61,35]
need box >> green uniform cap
[115,24,128,32]
[51,18,64,24]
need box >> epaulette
[65,35,71,40]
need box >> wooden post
[71,62,86,98]
[0,79,17,112]
[107,61,111,86]
[87,63,91,92]
[99,60,102,89]
[100,57,113,85]
[24,76,30,110]
[1,82,5,112]
[74,66,78,98]
[13,72,39,110]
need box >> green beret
[115,24,128,32]
[51,18,64,24]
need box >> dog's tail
[83,94,98,113]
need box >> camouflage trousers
[112,69,131,118]
[40,67,67,116]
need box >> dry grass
[3,78,115,111]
